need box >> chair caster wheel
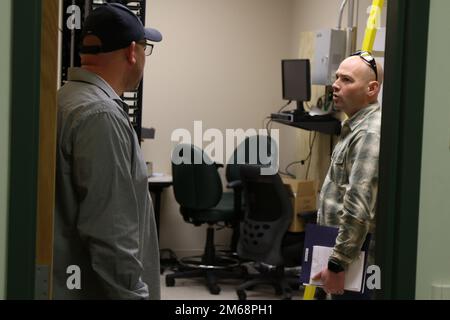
[165,276,175,287]
[237,289,247,300]
[209,285,221,295]
[240,266,249,277]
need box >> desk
[148,174,178,273]
[148,174,172,237]
[272,117,341,135]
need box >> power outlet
[431,283,450,299]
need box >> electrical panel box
[312,29,346,85]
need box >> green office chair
[165,144,245,295]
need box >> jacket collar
[67,67,122,101]
[342,102,380,133]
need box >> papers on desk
[309,245,365,292]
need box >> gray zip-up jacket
[53,68,160,299]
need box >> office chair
[165,144,246,295]
[225,135,278,251]
[226,135,277,184]
[235,164,305,300]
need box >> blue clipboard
[299,223,371,292]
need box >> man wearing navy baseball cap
[81,2,162,54]
[54,3,162,300]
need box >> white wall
[415,0,450,300]
[141,0,387,256]
[0,0,12,300]
[143,0,296,255]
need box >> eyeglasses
[350,50,378,81]
[137,40,154,56]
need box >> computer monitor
[282,59,311,112]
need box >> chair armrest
[229,181,244,220]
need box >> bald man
[312,52,384,300]
[54,4,162,299]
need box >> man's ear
[367,80,380,98]
[125,42,137,65]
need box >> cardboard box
[282,178,317,232]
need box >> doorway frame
[375,0,430,299]
[7,0,59,299]
[7,0,43,299]
[5,0,432,300]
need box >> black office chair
[235,164,305,300]
[165,144,245,295]
[225,135,278,251]
[226,135,277,184]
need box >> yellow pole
[303,285,316,300]
[361,0,384,52]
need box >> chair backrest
[171,144,222,210]
[225,135,278,184]
[237,164,293,266]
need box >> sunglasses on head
[350,50,378,81]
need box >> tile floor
[160,266,306,300]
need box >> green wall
[416,0,450,299]
[0,0,12,300]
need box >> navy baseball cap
[80,3,162,54]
